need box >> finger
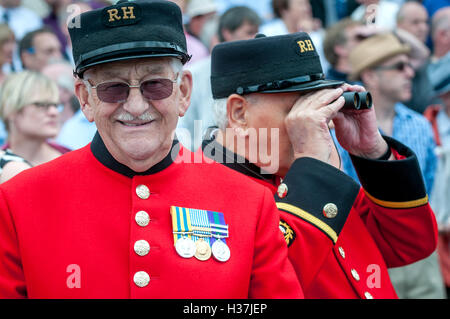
[340,83,366,92]
[322,95,345,121]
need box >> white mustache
[116,112,154,122]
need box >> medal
[211,239,230,262]
[208,210,231,262]
[175,236,196,258]
[194,238,212,261]
[171,206,230,262]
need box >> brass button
[277,183,288,198]
[364,292,374,299]
[136,185,150,199]
[135,211,150,227]
[134,240,150,256]
[133,271,150,287]
[351,268,360,281]
[323,203,338,218]
[338,246,345,259]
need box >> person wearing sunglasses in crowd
[0,0,303,298]
[334,32,444,298]
[0,71,70,182]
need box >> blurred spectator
[397,1,429,43]
[341,33,444,299]
[323,18,374,82]
[0,71,70,167]
[351,0,400,30]
[260,0,330,72]
[396,1,440,114]
[43,0,72,56]
[0,148,31,182]
[58,1,93,65]
[168,0,210,66]
[0,23,14,83]
[215,0,273,22]
[186,0,217,42]
[310,0,360,28]
[178,5,261,151]
[41,60,77,124]
[19,28,62,71]
[0,0,42,41]
[430,6,450,62]
[424,53,450,297]
[56,102,97,150]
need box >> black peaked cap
[211,32,343,99]
[69,0,190,77]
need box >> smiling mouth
[118,121,153,127]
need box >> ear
[226,94,249,135]
[177,70,192,117]
[74,78,95,122]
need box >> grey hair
[213,98,229,131]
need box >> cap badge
[102,3,142,27]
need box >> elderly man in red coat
[201,32,438,299]
[0,0,303,299]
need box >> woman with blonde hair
[0,71,70,182]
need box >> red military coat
[202,134,438,299]
[0,133,303,299]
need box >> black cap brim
[260,79,344,94]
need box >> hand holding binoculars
[340,92,373,110]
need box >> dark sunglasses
[88,73,179,103]
[373,61,413,72]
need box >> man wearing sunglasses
[202,31,438,298]
[339,32,442,298]
[0,0,303,299]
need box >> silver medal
[175,236,196,258]
[211,239,230,262]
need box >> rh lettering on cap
[107,6,136,22]
[102,3,142,27]
[297,40,315,53]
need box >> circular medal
[175,236,196,258]
[195,238,212,261]
[211,239,230,262]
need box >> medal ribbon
[189,209,211,245]
[207,210,228,245]
[170,206,193,245]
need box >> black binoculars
[341,92,373,110]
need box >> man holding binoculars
[202,32,438,298]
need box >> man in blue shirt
[334,32,445,299]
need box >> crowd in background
[0,0,448,299]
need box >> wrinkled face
[11,91,61,139]
[243,92,300,176]
[77,58,191,170]
[373,54,415,102]
[398,3,429,43]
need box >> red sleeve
[0,187,27,298]
[348,137,438,267]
